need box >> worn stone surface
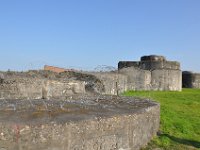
[42,55,182,94]
[118,55,182,91]
[151,69,182,91]
[0,96,160,150]
[0,78,85,100]
[182,71,200,88]
[0,70,103,94]
[0,78,43,99]
[89,72,128,95]
[119,67,151,91]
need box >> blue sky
[0,0,200,72]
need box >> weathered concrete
[0,96,160,150]
[119,67,151,91]
[43,56,182,94]
[182,71,200,88]
[151,69,182,91]
[118,55,182,91]
[0,78,85,100]
[89,72,128,95]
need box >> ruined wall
[89,72,128,95]
[0,96,160,150]
[119,67,151,91]
[118,55,182,91]
[0,107,159,150]
[0,78,85,99]
[182,71,200,88]
[42,55,182,94]
[42,80,85,99]
[43,66,129,95]
[151,69,182,91]
[0,78,44,99]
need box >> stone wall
[42,80,85,99]
[151,69,182,91]
[182,71,200,88]
[0,78,85,99]
[89,72,128,95]
[119,67,151,91]
[43,66,129,95]
[0,78,43,99]
[118,55,182,91]
[42,55,182,94]
[0,96,160,150]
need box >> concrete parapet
[0,96,160,150]
[151,69,182,91]
[0,78,85,100]
[42,55,181,93]
[119,67,151,91]
[89,72,128,95]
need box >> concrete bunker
[42,55,182,94]
[118,55,182,91]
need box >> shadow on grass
[158,133,200,148]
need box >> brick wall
[44,65,68,73]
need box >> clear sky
[0,0,200,72]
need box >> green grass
[123,89,200,150]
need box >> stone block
[0,96,160,150]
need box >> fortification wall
[0,78,43,99]
[42,56,182,93]
[151,69,182,91]
[0,96,160,150]
[119,67,151,91]
[0,78,85,99]
[44,65,129,95]
[182,71,200,88]
[118,55,182,91]
[89,72,128,95]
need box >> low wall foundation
[0,96,160,150]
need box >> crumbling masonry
[42,55,182,96]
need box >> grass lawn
[123,89,200,150]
